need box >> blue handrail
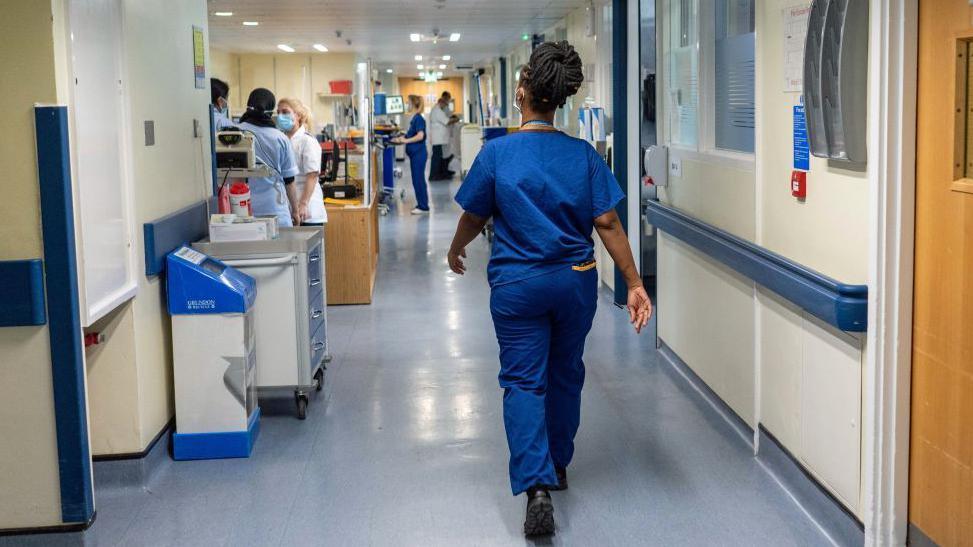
[644,200,867,332]
[0,259,46,327]
[143,201,209,276]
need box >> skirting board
[92,421,173,492]
[658,342,864,546]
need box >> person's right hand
[447,247,467,275]
[627,285,653,334]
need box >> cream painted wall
[210,50,357,130]
[658,234,757,424]
[652,0,868,518]
[82,0,212,456]
[753,0,867,515]
[0,0,72,529]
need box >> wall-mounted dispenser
[803,0,869,164]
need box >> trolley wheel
[314,369,324,392]
[295,393,308,420]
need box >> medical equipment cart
[166,246,259,459]
[194,228,328,419]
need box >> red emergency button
[791,170,807,199]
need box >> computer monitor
[386,95,405,115]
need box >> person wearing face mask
[235,88,301,227]
[211,78,232,130]
[276,98,326,226]
[448,42,653,537]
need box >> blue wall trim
[143,200,209,277]
[499,57,508,120]
[34,106,94,523]
[644,200,868,332]
[612,0,629,305]
[172,409,261,461]
[0,260,47,326]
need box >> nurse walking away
[276,98,327,226]
[235,88,301,226]
[391,95,431,215]
[448,41,653,537]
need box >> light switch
[144,121,155,146]
[668,156,682,178]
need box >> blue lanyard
[521,120,554,129]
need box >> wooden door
[912,1,973,544]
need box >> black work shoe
[548,466,568,491]
[523,485,555,536]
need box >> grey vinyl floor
[4,169,831,546]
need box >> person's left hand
[447,247,467,275]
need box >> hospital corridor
[1,0,971,546]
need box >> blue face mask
[276,113,295,132]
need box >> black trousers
[430,144,452,180]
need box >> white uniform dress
[289,126,327,224]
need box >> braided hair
[520,41,584,113]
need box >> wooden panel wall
[397,78,465,117]
[911,1,973,544]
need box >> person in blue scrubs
[211,78,233,131]
[448,41,653,537]
[391,95,430,215]
[235,88,301,226]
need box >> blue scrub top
[237,122,300,227]
[455,131,624,287]
[404,114,426,156]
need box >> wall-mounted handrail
[645,200,867,332]
[0,259,47,327]
[143,201,209,277]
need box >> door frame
[862,0,917,545]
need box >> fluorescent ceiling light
[449,33,461,42]
[277,44,295,52]
[313,44,328,52]
[436,71,443,77]
[442,55,451,61]
[242,21,259,26]
[439,64,446,69]
[410,33,421,42]
[417,64,424,69]
[414,55,423,61]
[386,68,394,74]
[214,11,233,17]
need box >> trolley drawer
[307,244,322,286]
[310,321,327,367]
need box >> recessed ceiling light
[415,55,423,61]
[313,44,329,52]
[243,21,259,26]
[439,64,446,69]
[277,44,295,52]
[410,33,421,42]
[386,68,394,74]
[449,33,461,42]
[417,64,424,69]
[214,11,233,17]
[442,55,451,61]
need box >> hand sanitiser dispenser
[166,246,259,460]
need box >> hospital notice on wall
[193,26,205,89]
[782,5,812,93]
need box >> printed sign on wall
[193,26,206,89]
[794,101,810,171]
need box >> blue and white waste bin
[166,246,259,460]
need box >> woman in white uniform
[236,88,301,226]
[276,98,327,226]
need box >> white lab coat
[429,104,451,146]
[288,126,327,224]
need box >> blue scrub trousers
[490,265,598,495]
[407,147,429,211]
